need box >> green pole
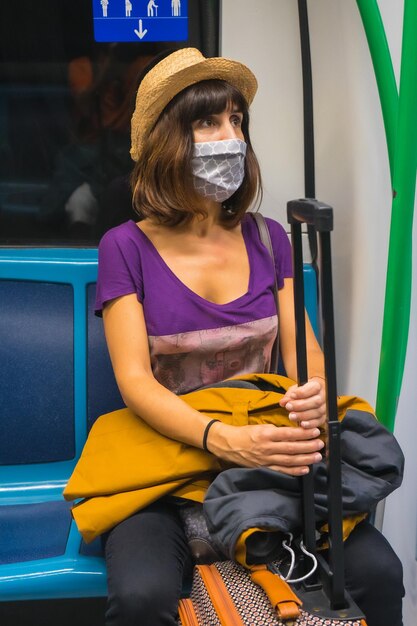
[356,0,398,181]
[375,0,417,431]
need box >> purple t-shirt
[95,214,293,394]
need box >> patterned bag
[177,501,224,564]
[178,559,367,626]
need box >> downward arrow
[134,19,148,39]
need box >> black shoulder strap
[251,212,279,374]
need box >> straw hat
[130,48,258,161]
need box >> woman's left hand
[279,377,326,430]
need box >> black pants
[103,501,404,626]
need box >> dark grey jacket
[203,409,404,563]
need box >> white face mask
[191,139,247,203]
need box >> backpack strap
[251,212,280,373]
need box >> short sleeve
[264,217,293,289]
[95,225,144,316]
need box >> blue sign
[92,0,188,43]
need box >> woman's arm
[103,293,212,449]
[103,292,324,475]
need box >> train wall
[222,1,416,623]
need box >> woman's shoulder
[243,212,292,281]
[243,212,289,243]
[99,220,140,247]
[97,221,148,272]
[99,220,148,256]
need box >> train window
[0,0,219,245]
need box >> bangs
[168,79,249,124]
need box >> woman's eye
[199,118,214,128]
[231,115,243,127]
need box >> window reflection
[0,0,219,245]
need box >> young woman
[95,48,403,626]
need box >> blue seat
[0,249,123,601]
[0,248,318,602]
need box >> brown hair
[131,79,262,227]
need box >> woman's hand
[279,377,326,430]
[207,421,325,476]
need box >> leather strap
[251,212,280,373]
[199,565,246,626]
[250,565,302,620]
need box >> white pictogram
[125,0,132,17]
[171,0,181,16]
[100,0,109,17]
[134,18,148,39]
[147,0,158,17]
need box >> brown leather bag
[178,559,367,625]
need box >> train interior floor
[0,598,107,625]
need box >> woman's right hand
[207,422,325,476]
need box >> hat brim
[131,55,257,161]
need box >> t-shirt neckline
[128,217,254,309]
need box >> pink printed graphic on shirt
[148,316,277,394]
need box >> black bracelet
[202,419,220,452]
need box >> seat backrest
[0,248,123,503]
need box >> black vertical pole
[199,0,220,57]
[319,232,345,608]
[298,0,315,200]
[297,0,319,278]
[290,222,318,566]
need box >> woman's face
[191,105,245,143]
